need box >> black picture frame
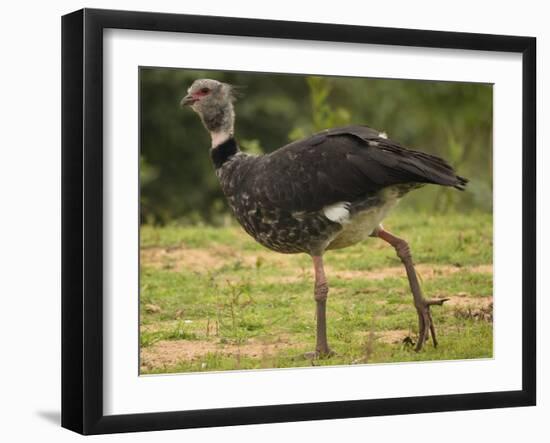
[62,8,536,435]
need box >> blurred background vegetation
[140,68,492,225]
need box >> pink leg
[311,255,332,357]
[374,226,448,351]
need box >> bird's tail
[402,149,469,191]
[454,175,469,191]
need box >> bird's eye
[200,87,210,94]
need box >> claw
[414,298,448,351]
[304,349,336,360]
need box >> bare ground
[141,244,286,273]
[140,336,299,372]
[141,245,492,282]
[375,329,412,344]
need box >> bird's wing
[247,125,467,213]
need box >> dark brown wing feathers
[238,125,467,213]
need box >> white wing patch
[379,131,388,139]
[323,202,351,224]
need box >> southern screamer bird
[181,79,468,356]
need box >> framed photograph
[62,8,536,435]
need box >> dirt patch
[140,337,298,371]
[445,295,493,309]
[376,329,412,344]
[141,246,224,272]
[328,263,492,281]
[446,296,493,322]
[261,263,492,284]
[141,245,287,273]
[144,303,162,314]
[141,245,492,284]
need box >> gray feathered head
[181,79,239,134]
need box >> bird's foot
[414,297,449,352]
[304,348,336,360]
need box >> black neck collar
[210,137,238,169]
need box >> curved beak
[180,94,197,107]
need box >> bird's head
[180,79,237,138]
[180,79,236,113]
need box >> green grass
[139,211,493,374]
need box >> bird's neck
[200,102,235,149]
[210,137,239,169]
[200,101,239,168]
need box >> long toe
[304,349,336,360]
[414,298,449,351]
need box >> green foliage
[140,68,492,224]
[140,212,493,374]
[289,76,352,141]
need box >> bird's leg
[374,226,449,351]
[308,255,333,358]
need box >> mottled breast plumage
[216,152,343,254]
